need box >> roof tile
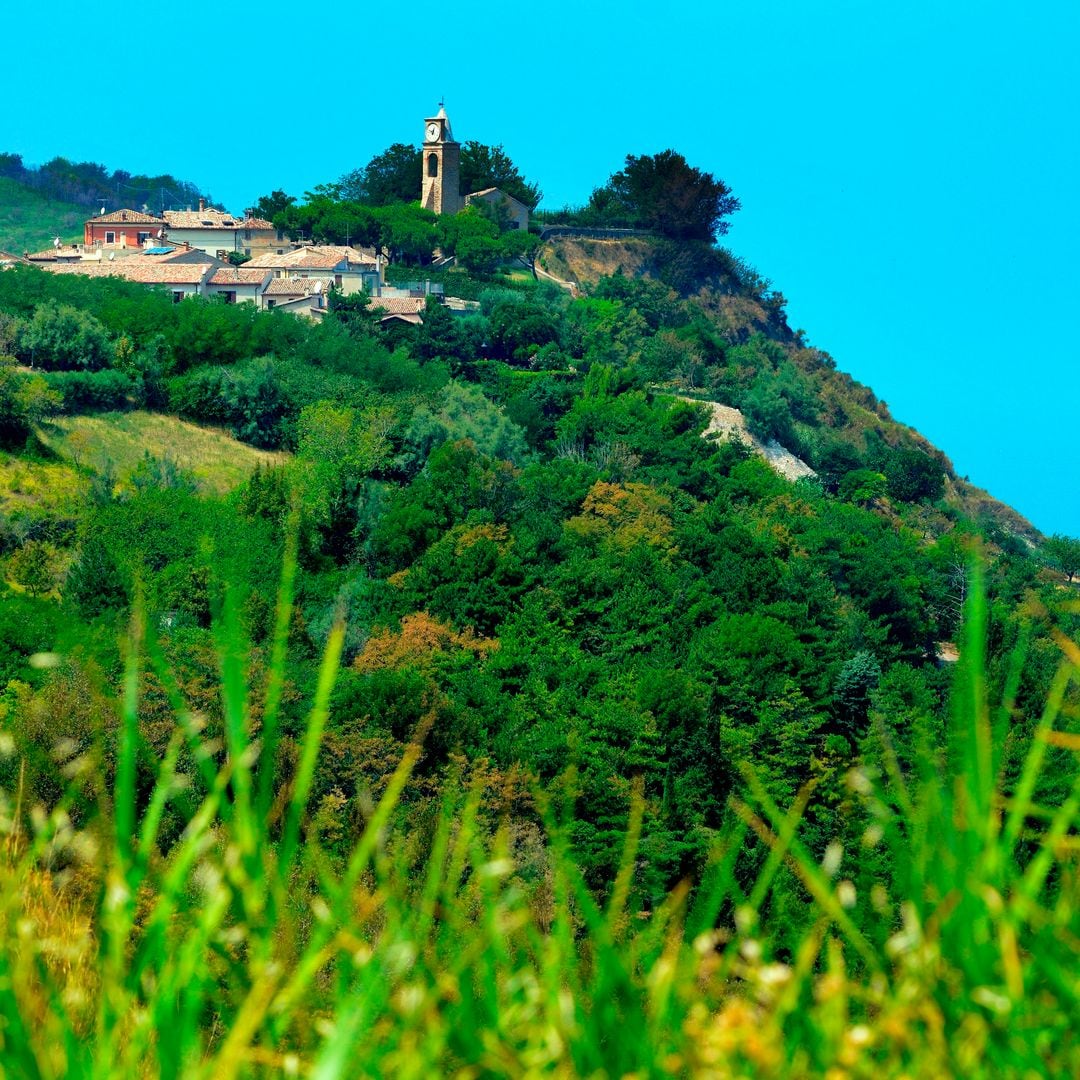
[86,208,167,225]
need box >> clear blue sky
[7,1,1079,534]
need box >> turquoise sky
[7,1,1078,534]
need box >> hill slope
[0,177,84,253]
[543,234,1041,544]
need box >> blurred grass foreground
[1,563,1078,1079]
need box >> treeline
[0,152,212,214]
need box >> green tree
[373,204,438,265]
[438,206,502,272]
[16,302,112,371]
[742,373,795,446]
[8,540,60,598]
[67,535,129,616]
[589,150,739,240]
[252,189,296,221]
[1043,534,1080,582]
[881,446,945,503]
[488,299,560,362]
[0,358,59,445]
[395,381,529,474]
[834,650,882,733]
[343,143,423,205]
[839,468,888,506]
[500,229,543,267]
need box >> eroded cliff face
[538,237,655,289]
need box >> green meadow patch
[37,411,288,495]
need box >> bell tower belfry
[421,104,463,216]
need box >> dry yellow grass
[37,412,289,495]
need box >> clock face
[426,122,440,141]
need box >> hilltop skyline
[5,0,1078,534]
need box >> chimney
[199,198,205,212]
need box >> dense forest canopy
[0,216,1074,893]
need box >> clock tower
[421,104,463,216]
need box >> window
[172,291,184,304]
[266,299,276,309]
[245,248,251,256]
[105,231,116,244]
[427,153,438,178]
[222,291,236,304]
[245,229,251,240]
[276,229,284,241]
[334,274,342,287]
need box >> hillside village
[0,105,531,324]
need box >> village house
[465,187,530,232]
[39,260,216,302]
[371,295,427,326]
[205,265,273,304]
[83,208,168,249]
[261,276,326,318]
[246,245,382,295]
[162,200,280,258]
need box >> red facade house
[83,209,167,249]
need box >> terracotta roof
[26,247,84,261]
[86,208,167,225]
[248,245,377,270]
[0,249,29,265]
[40,262,212,285]
[209,267,270,285]
[264,276,324,296]
[373,296,426,315]
[379,311,423,325]
[163,208,274,231]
